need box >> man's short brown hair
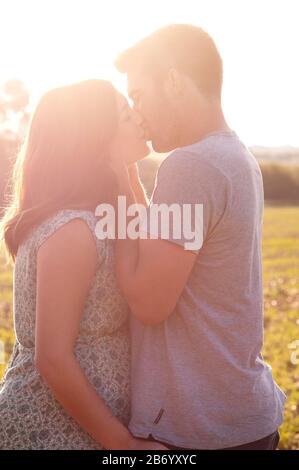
[115,24,223,100]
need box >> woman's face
[108,92,151,165]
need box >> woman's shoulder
[30,209,92,239]
[24,209,105,264]
[48,208,98,230]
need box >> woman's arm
[112,164,143,308]
[112,163,197,326]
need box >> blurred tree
[0,79,30,141]
[0,80,30,214]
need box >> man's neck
[176,103,231,149]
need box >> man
[113,24,286,450]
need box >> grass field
[0,205,298,449]
[261,206,299,449]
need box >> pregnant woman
[0,80,166,450]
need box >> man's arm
[114,163,197,326]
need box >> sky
[1,0,298,147]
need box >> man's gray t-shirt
[129,131,286,449]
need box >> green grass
[0,253,14,381]
[0,205,299,449]
[261,206,299,449]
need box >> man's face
[127,68,178,153]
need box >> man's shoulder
[157,142,228,183]
[162,132,256,179]
[158,144,209,174]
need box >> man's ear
[165,67,184,99]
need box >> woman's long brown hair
[0,79,118,261]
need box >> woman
[0,80,167,450]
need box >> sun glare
[1,0,298,146]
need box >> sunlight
[1,1,128,97]
[0,1,298,453]
[1,0,298,146]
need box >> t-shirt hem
[128,421,284,450]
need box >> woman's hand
[109,156,129,183]
[109,155,139,184]
[109,157,145,200]
[127,162,140,184]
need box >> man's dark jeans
[148,431,280,450]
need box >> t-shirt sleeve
[139,150,229,254]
